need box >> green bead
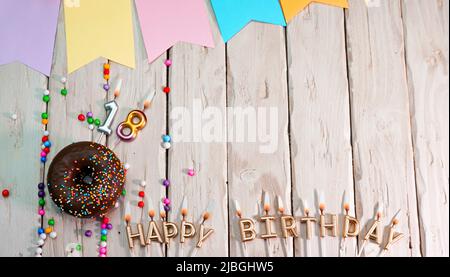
[60,88,68,96]
[41,113,48,119]
[94,119,101,126]
[48,218,55,226]
[43,95,50,103]
[76,244,82,251]
[121,189,126,196]
[39,199,45,206]
[101,235,107,242]
[87,117,94,124]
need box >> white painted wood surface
[0,0,448,257]
[287,5,356,257]
[402,0,449,257]
[345,0,421,257]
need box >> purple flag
[0,0,60,75]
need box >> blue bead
[101,229,108,236]
[162,135,171,143]
[41,157,47,163]
[44,141,51,147]
[38,228,44,234]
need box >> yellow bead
[103,63,110,70]
[104,74,110,80]
[45,227,52,234]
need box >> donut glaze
[47,142,125,218]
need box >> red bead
[138,201,145,208]
[41,136,48,142]
[2,189,9,198]
[138,191,145,198]
[78,114,86,121]
[163,87,171,94]
[103,69,110,75]
[44,147,50,154]
[103,217,109,224]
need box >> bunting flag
[135,0,214,63]
[210,0,286,43]
[279,0,349,22]
[0,0,60,75]
[64,0,135,73]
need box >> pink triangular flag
[135,0,215,62]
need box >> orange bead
[45,227,52,234]
[103,63,110,70]
[104,74,110,80]
[42,119,48,125]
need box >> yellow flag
[279,0,349,22]
[64,0,135,73]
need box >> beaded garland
[47,142,125,218]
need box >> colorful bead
[162,135,171,143]
[42,119,49,125]
[84,230,92,237]
[45,227,52,234]
[38,191,45,198]
[103,217,109,224]
[38,183,45,190]
[101,223,107,229]
[138,191,145,198]
[104,74,110,80]
[103,69,110,75]
[60,88,68,96]
[101,229,108,236]
[78,114,86,121]
[106,224,113,230]
[43,95,50,103]
[39,199,45,206]
[103,84,110,91]
[162,179,170,187]
[2,189,9,198]
[38,228,44,234]
[103,63,110,70]
[76,244,82,251]
[38,209,45,216]
[188,169,195,176]
[99,247,107,254]
[41,113,48,119]
[163,87,171,94]
[100,235,107,242]
[121,189,127,196]
[48,219,55,226]
[44,141,51,148]
[42,136,48,142]
[94,119,101,126]
[164,205,171,212]
[163,198,170,205]
[164,59,172,67]
[138,201,145,208]
[41,157,47,163]
[87,117,94,124]
[87,112,93,118]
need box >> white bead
[124,163,130,170]
[11,113,18,120]
[36,247,43,254]
[140,180,146,187]
[44,90,50,95]
[61,77,67,83]
[50,232,57,239]
[162,142,171,149]
[40,233,47,240]
[35,254,42,257]
[43,130,50,136]
[100,241,107,247]
[37,239,45,246]
[41,144,46,150]
[88,124,94,130]
[114,202,120,208]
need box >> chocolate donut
[47,142,125,218]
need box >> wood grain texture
[345,0,421,257]
[227,22,293,257]
[43,7,108,257]
[402,0,449,257]
[107,3,167,257]
[167,3,228,257]
[0,63,47,257]
[286,5,356,257]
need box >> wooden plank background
[0,0,448,257]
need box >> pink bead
[40,151,47,157]
[188,169,195,176]
[164,59,172,67]
[163,198,170,205]
[99,247,107,254]
[101,223,107,229]
[99,254,107,257]
[39,209,45,216]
